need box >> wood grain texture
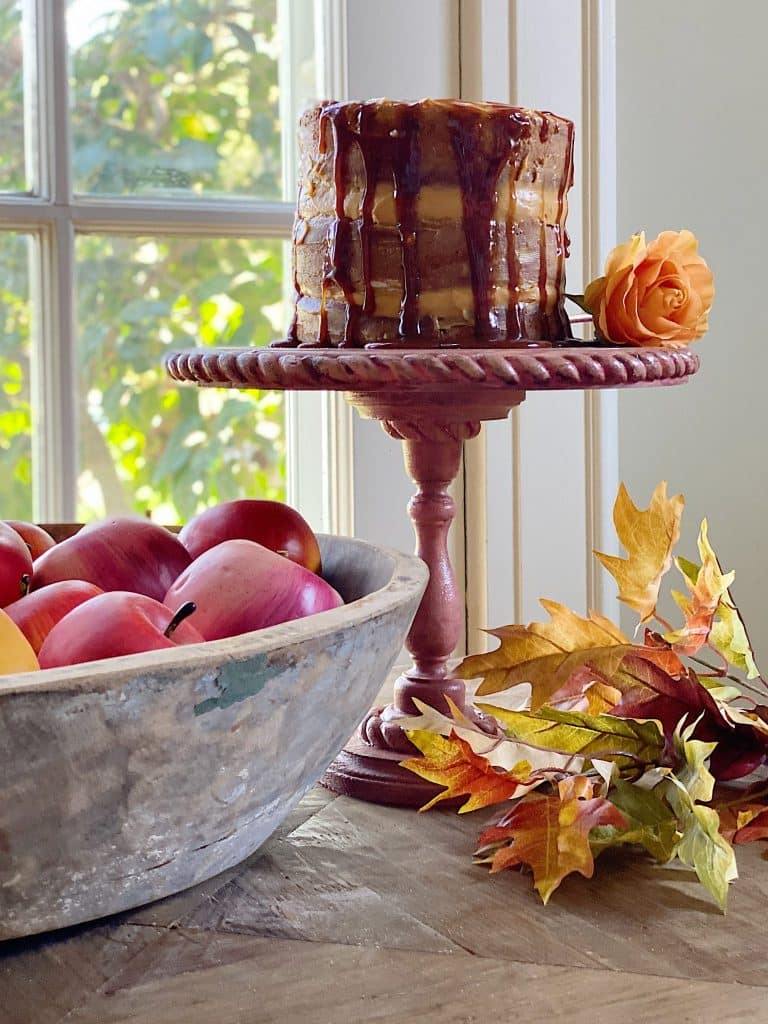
[2,781,767,1024]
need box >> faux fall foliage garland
[400,232,766,911]
[400,481,768,911]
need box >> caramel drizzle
[553,120,575,338]
[317,102,423,344]
[447,107,530,340]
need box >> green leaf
[671,787,737,912]
[671,717,717,804]
[592,777,679,863]
[477,704,664,766]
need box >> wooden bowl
[0,535,427,940]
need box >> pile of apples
[0,500,343,677]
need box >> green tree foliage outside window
[0,0,291,523]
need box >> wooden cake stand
[166,343,698,807]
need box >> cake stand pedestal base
[320,388,523,806]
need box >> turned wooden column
[321,388,523,804]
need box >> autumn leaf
[673,553,759,679]
[609,657,767,781]
[401,729,534,813]
[591,777,679,863]
[664,520,735,656]
[666,778,737,911]
[718,803,768,844]
[595,481,684,624]
[459,599,682,710]
[663,720,737,910]
[399,697,587,777]
[477,704,664,768]
[475,775,628,904]
[710,598,760,680]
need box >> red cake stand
[166,344,698,806]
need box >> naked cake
[285,98,575,348]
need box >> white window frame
[0,0,350,530]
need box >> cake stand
[166,343,698,806]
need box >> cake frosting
[286,98,575,348]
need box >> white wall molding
[460,0,619,644]
[582,0,619,613]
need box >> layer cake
[287,99,574,348]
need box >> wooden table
[2,784,766,1024]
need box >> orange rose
[583,230,714,347]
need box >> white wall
[616,0,768,663]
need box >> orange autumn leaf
[402,729,532,813]
[595,481,684,624]
[664,519,735,656]
[458,598,683,710]
[717,801,768,845]
[476,775,628,904]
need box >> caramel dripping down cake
[284,98,575,349]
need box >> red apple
[38,592,204,669]
[5,580,103,653]
[164,539,343,641]
[0,520,34,607]
[31,516,191,601]
[178,499,322,573]
[3,520,56,560]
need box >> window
[0,0,330,524]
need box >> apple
[178,499,322,573]
[0,520,34,608]
[164,538,343,641]
[5,580,103,653]
[38,592,204,669]
[32,516,191,602]
[0,607,39,675]
[3,520,56,560]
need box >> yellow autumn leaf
[595,481,684,624]
[458,598,682,710]
[664,519,735,656]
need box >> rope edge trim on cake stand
[165,345,699,393]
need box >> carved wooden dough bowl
[0,535,427,941]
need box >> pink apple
[164,539,343,641]
[5,580,103,653]
[3,520,56,560]
[0,520,34,608]
[38,591,204,668]
[32,516,191,601]
[178,499,322,573]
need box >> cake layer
[287,99,575,347]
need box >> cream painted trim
[319,0,354,535]
[459,0,514,653]
[582,0,619,613]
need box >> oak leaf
[595,481,684,624]
[717,802,768,844]
[475,776,628,904]
[590,777,679,863]
[664,720,737,910]
[664,520,735,656]
[459,599,682,710]
[401,729,533,813]
[477,704,664,768]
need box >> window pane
[0,0,28,193]
[0,232,33,518]
[68,0,317,201]
[75,234,287,523]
